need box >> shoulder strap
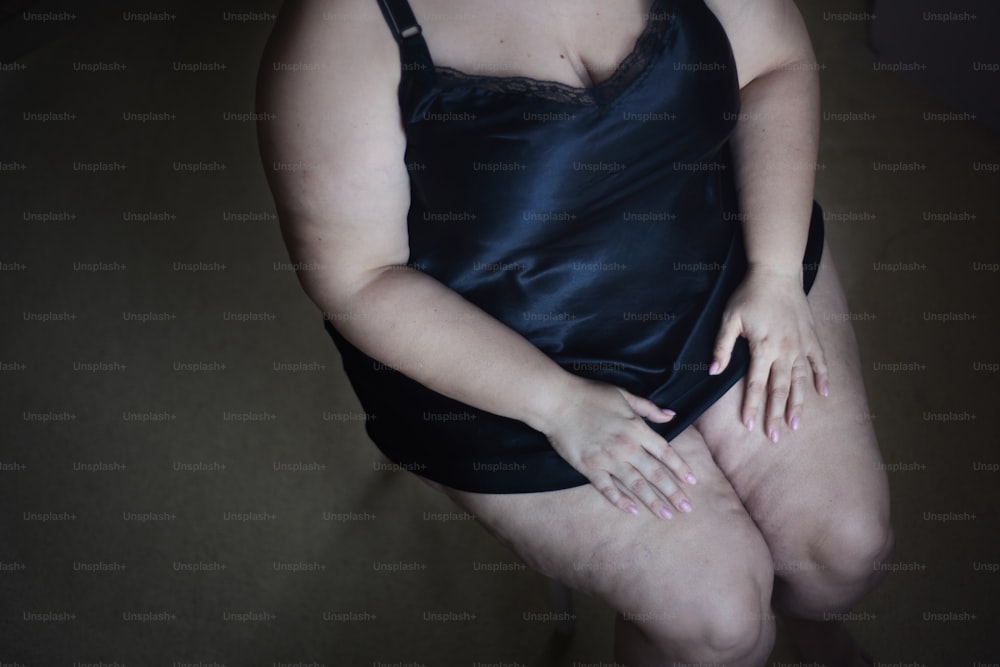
[375,0,423,40]
[374,0,433,67]
[374,0,434,106]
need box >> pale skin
[256,0,895,664]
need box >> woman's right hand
[539,377,698,519]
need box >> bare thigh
[426,424,775,632]
[692,238,892,578]
[412,239,890,633]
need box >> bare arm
[255,0,572,434]
[704,0,821,278]
[704,0,830,438]
[255,0,695,517]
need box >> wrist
[521,369,587,435]
[746,260,803,282]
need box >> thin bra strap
[376,0,422,40]
[374,0,434,72]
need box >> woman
[256,0,895,664]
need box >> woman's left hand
[708,264,829,442]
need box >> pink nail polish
[770,429,779,443]
[709,361,720,375]
[627,504,639,515]
[791,415,800,431]
[685,472,697,485]
[661,408,676,417]
[659,507,673,520]
[679,500,692,513]
[822,384,829,397]
[746,417,754,431]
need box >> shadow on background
[1,0,997,663]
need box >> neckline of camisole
[421,0,674,107]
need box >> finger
[633,451,694,516]
[807,338,831,397]
[786,358,810,431]
[709,312,742,375]
[765,358,792,443]
[592,473,640,515]
[644,436,697,486]
[619,389,676,422]
[622,464,677,520]
[742,344,772,432]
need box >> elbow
[293,256,415,324]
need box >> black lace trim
[431,3,673,106]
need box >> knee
[639,580,775,664]
[811,508,895,594]
[692,596,771,663]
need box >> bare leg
[693,238,894,665]
[413,240,890,664]
[425,423,777,666]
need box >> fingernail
[659,507,673,520]
[770,429,779,443]
[746,417,754,431]
[661,408,676,417]
[791,415,800,431]
[626,504,639,515]
[685,472,697,485]
[709,361,720,375]
[822,383,829,397]
[679,500,692,513]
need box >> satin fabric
[324,0,825,493]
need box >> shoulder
[254,0,412,264]
[700,0,816,88]
[257,0,401,98]
[255,0,409,213]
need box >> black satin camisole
[322,0,825,493]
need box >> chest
[410,0,659,89]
